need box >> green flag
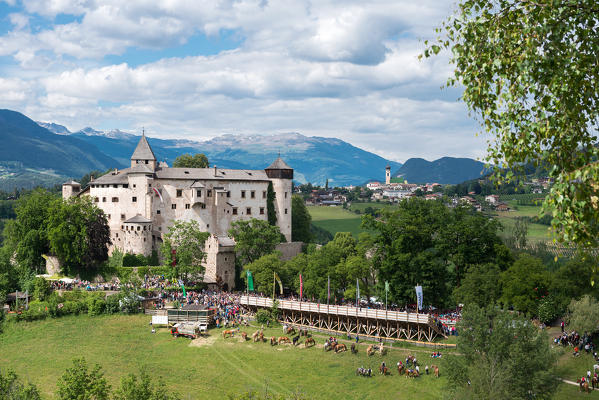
[385,281,390,293]
[247,270,254,291]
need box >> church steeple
[131,132,157,170]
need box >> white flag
[415,285,423,311]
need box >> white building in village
[62,134,294,290]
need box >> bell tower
[385,165,391,185]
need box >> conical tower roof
[131,133,156,161]
[266,156,292,170]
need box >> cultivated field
[0,315,595,399]
[308,206,365,238]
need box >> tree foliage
[453,264,502,308]
[229,219,282,266]
[428,0,599,247]
[113,369,180,400]
[56,358,110,400]
[243,252,285,296]
[0,369,42,400]
[500,255,552,316]
[567,295,599,335]
[47,197,111,278]
[266,182,277,226]
[291,195,312,243]
[172,153,209,168]
[445,305,556,400]
[161,220,209,280]
[363,199,503,307]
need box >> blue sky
[0,0,484,162]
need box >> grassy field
[308,206,365,238]
[494,199,555,243]
[0,315,596,399]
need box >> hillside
[42,123,402,186]
[0,110,120,189]
[394,157,489,184]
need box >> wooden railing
[240,296,432,324]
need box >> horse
[578,379,590,393]
[304,337,315,347]
[278,336,291,345]
[335,343,347,353]
[222,330,235,339]
[379,365,390,375]
[252,330,260,342]
[356,367,372,377]
[351,343,358,354]
[406,369,419,378]
[397,364,405,376]
[379,343,386,356]
[432,365,439,378]
[240,332,248,341]
[285,326,296,335]
[270,336,277,346]
[259,332,265,342]
[592,376,598,390]
[366,344,375,356]
[292,336,300,346]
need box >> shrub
[537,295,560,324]
[33,277,51,301]
[86,296,106,316]
[255,309,272,325]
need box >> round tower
[122,214,152,256]
[265,157,293,242]
[62,180,81,200]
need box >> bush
[33,277,51,301]
[255,309,272,324]
[86,295,106,316]
[537,295,560,324]
[105,294,121,314]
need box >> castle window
[172,204,176,209]
[113,184,118,188]
[207,190,212,197]
[102,197,106,202]
[123,184,128,188]
[201,204,206,209]
[207,224,210,228]
[246,207,251,215]
[137,226,141,231]
[133,184,136,188]
[107,214,111,219]
[260,207,265,215]
[115,233,118,238]
[132,197,137,202]
[241,190,246,198]
[176,189,182,197]
[196,190,202,197]
[285,208,288,214]
[145,160,148,164]
[121,225,124,230]
[148,184,152,187]
[251,191,255,198]
[227,191,231,198]
[121,214,125,220]
[144,238,146,242]
[156,210,161,214]
[285,192,288,198]
[158,227,161,231]
[232,207,238,215]
[262,191,266,199]
[94,197,99,203]
[185,204,190,209]
[112,197,119,202]
[143,226,146,231]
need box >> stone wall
[275,241,304,261]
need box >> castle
[62,134,293,290]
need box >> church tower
[130,132,157,171]
[385,165,391,185]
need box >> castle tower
[385,165,391,185]
[62,180,81,200]
[122,215,152,256]
[131,132,157,171]
[265,156,293,242]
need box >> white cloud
[0,0,486,163]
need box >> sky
[0,0,487,163]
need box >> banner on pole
[415,285,423,311]
[327,276,330,302]
[385,281,389,293]
[274,272,284,295]
[178,279,186,298]
[247,270,254,291]
[299,274,303,299]
[356,278,360,305]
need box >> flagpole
[273,271,275,300]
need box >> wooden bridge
[240,296,447,343]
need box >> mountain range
[394,157,489,184]
[0,109,490,190]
